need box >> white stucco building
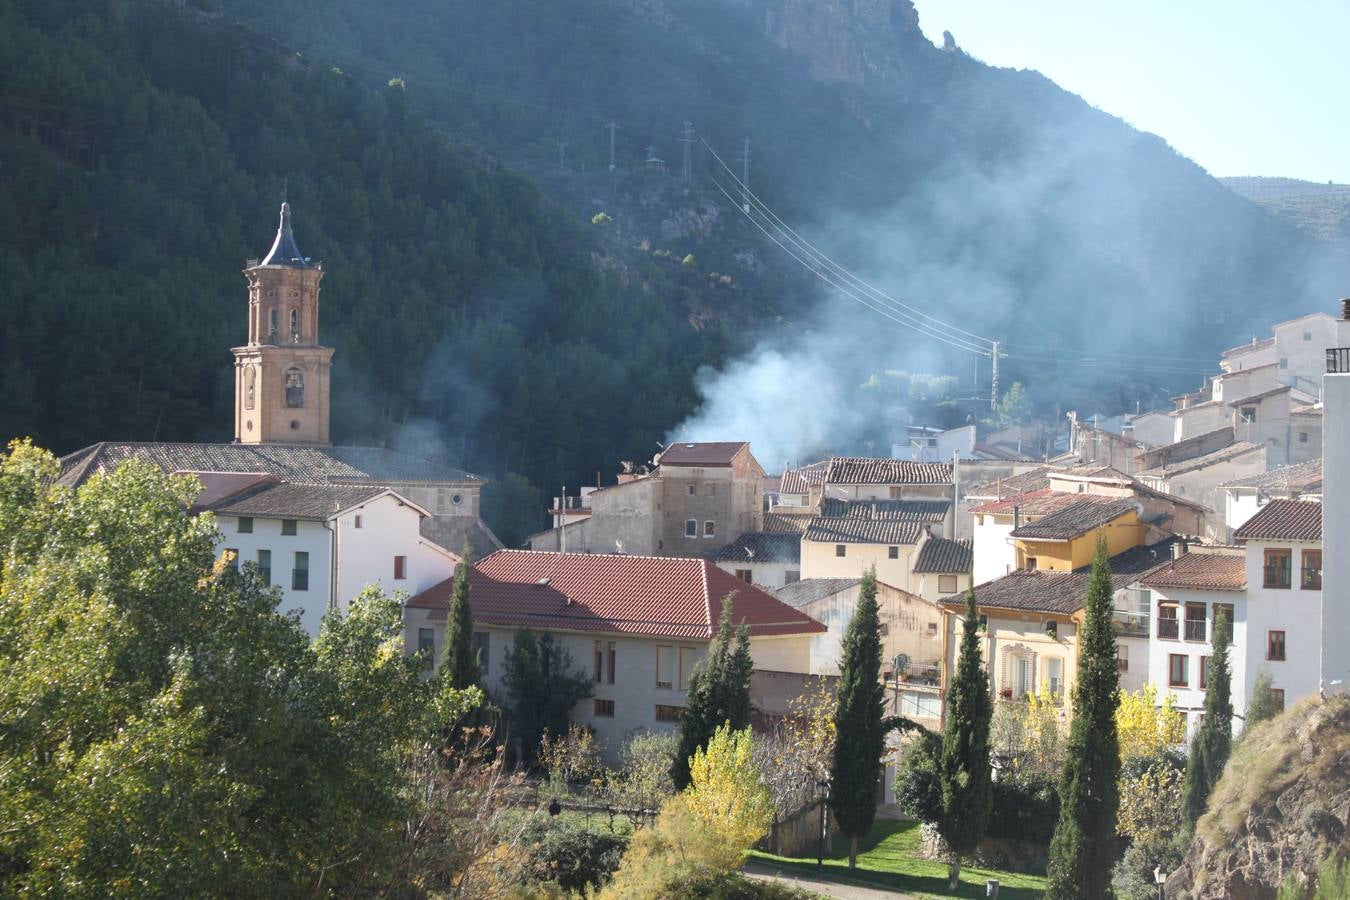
[1321,340,1350,697]
[207,477,459,636]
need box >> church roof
[57,442,481,488]
[256,202,313,268]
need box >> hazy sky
[910,1,1350,184]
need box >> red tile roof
[1009,498,1140,541]
[913,538,973,574]
[763,513,812,534]
[1233,499,1323,543]
[407,550,824,639]
[964,467,1053,498]
[779,461,829,494]
[970,488,1094,517]
[826,456,953,485]
[1139,550,1247,591]
[658,442,748,467]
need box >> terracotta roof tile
[1140,442,1264,478]
[1138,551,1247,591]
[803,517,924,546]
[206,481,392,521]
[819,498,950,522]
[964,467,1053,498]
[970,488,1095,517]
[771,578,862,608]
[658,442,748,467]
[779,461,829,494]
[913,538,973,574]
[826,456,953,485]
[1233,499,1322,542]
[408,550,824,639]
[1222,459,1322,495]
[763,513,812,534]
[1009,498,1140,540]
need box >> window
[703,520,715,537]
[1264,548,1292,589]
[1200,655,1210,689]
[878,623,890,636]
[1299,431,1309,444]
[237,516,254,534]
[687,483,697,496]
[257,549,271,585]
[1168,653,1189,687]
[285,368,304,408]
[1271,688,1286,712]
[835,544,846,557]
[1044,620,1058,639]
[939,574,959,593]
[706,484,717,497]
[888,546,899,559]
[1026,557,1039,571]
[1280,357,1289,369]
[1184,602,1207,642]
[354,514,362,529]
[244,366,256,409]
[1117,644,1129,672]
[593,699,615,717]
[655,704,684,722]
[1239,406,1256,424]
[267,308,278,340]
[685,519,697,537]
[927,622,938,636]
[1303,331,1312,341]
[472,632,490,674]
[1213,603,1235,631]
[978,615,988,631]
[289,308,300,342]
[393,556,407,580]
[1302,550,1322,590]
[678,646,697,691]
[1046,657,1064,699]
[281,519,297,536]
[1158,602,1179,639]
[292,551,309,591]
[656,645,674,689]
[418,627,435,656]
[1268,630,1286,661]
[594,640,616,684]
[734,569,752,583]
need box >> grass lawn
[748,819,1047,899]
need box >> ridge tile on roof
[1233,499,1322,543]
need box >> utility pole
[679,120,694,182]
[557,141,567,170]
[737,138,751,213]
[606,122,618,172]
[990,340,1002,411]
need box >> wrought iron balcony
[1327,347,1350,374]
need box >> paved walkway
[742,861,916,899]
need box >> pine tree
[1245,670,1280,730]
[937,583,993,889]
[829,567,887,869]
[1047,536,1121,899]
[1182,605,1233,829]
[673,595,750,789]
[440,542,481,689]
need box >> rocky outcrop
[759,0,934,87]
[1167,696,1350,899]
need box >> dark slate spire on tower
[258,202,313,267]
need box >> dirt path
[741,860,918,899]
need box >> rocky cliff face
[758,0,938,87]
[1167,696,1350,899]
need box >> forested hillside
[0,0,737,542]
[1222,176,1350,255]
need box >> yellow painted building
[1010,499,1146,572]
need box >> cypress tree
[937,583,993,890]
[1245,670,1280,730]
[440,543,481,689]
[829,567,887,869]
[672,595,749,788]
[1047,536,1121,900]
[1182,606,1233,828]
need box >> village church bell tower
[232,203,334,444]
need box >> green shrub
[988,770,1059,844]
[1110,834,1188,900]
[672,873,814,898]
[522,819,627,892]
[893,731,943,823]
[1277,855,1350,900]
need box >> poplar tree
[937,584,993,889]
[1047,536,1121,900]
[441,542,481,689]
[1183,606,1232,828]
[829,568,887,869]
[673,595,750,789]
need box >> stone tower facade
[233,203,334,445]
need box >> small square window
[888,546,899,559]
[938,574,959,593]
[735,569,752,583]
[1280,357,1289,369]
[878,623,890,636]
[655,704,683,722]
[927,622,938,635]
[1303,331,1312,341]
[1299,431,1309,444]
[237,516,253,534]
[703,520,715,537]
[594,698,615,717]
[281,519,297,536]
[394,556,407,580]
[835,544,846,557]
[1240,407,1256,424]
[688,483,697,496]
[685,519,697,537]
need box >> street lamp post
[816,779,830,875]
[1154,865,1168,900]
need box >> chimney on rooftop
[1340,298,1350,321]
[1171,539,1188,561]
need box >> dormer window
[285,368,304,407]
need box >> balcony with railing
[1113,610,1149,637]
[1327,347,1350,374]
[1158,618,1179,640]
[1184,618,1207,642]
